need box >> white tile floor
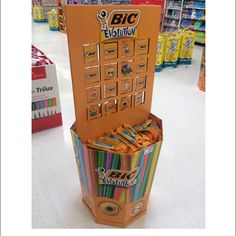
[32,22,205,228]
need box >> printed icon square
[85,65,100,84]
[103,42,118,60]
[104,63,117,80]
[86,85,101,103]
[136,58,147,74]
[135,39,149,55]
[135,92,145,106]
[121,60,133,76]
[121,79,133,94]
[135,76,146,90]
[83,44,99,63]
[105,100,117,115]
[104,82,118,98]
[120,39,134,57]
[120,95,132,111]
[87,104,102,120]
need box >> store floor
[32,22,205,228]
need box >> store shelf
[184,6,205,10]
[182,16,205,21]
[163,23,178,28]
[195,40,205,45]
[165,15,180,20]
[167,6,182,10]
[182,26,205,32]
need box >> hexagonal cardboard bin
[70,113,163,227]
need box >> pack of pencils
[32,45,62,133]
[48,9,60,31]
[66,5,163,227]
[33,6,46,23]
[155,29,197,71]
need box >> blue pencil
[75,137,89,192]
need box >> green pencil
[105,153,120,199]
[97,150,106,197]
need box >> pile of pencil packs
[32,6,46,22]
[155,29,197,72]
[87,119,161,154]
[32,45,62,133]
[48,9,60,31]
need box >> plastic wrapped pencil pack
[48,9,60,31]
[66,5,163,227]
[155,29,197,71]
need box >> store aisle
[32,22,205,228]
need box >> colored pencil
[75,136,89,192]
[97,150,106,197]
[113,154,125,201]
[103,152,112,197]
[138,152,150,193]
[129,150,141,203]
[144,141,162,195]
[83,144,93,196]
[139,144,156,199]
[88,148,98,197]
[105,153,120,199]
[132,150,145,201]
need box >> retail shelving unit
[181,0,205,44]
[57,0,67,33]
[41,0,58,21]
[161,0,184,32]
[161,0,205,45]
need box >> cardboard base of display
[82,198,148,228]
[70,113,163,228]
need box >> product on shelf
[65,5,163,227]
[32,45,62,133]
[155,29,197,71]
[198,46,205,91]
[155,33,166,71]
[162,0,182,32]
[48,9,60,30]
[33,6,46,22]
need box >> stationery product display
[155,29,196,71]
[198,46,205,91]
[66,5,163,227]
[48,9,60,30]
[32,45,63,132]
[33,6,46,22]
[155,33,165,72]
[161,0,205,45]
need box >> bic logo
[97,9,141,41]
[95,167,140,187]
[107,10,141,28]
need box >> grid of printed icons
[83,38,150,121]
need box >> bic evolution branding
[97,9,141,41]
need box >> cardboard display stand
[65,5,162,227]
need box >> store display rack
[32,0,58,21]
[162,0,205,45]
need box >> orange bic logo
[107,10,141,28]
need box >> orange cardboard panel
[65,5,161,142]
